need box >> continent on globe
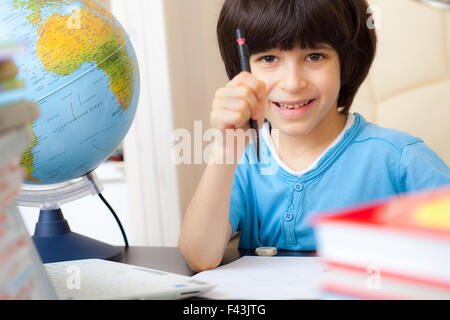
[14,0,68,25]
[15,0,134,111]
[19,122,40,183]
[2,0,140,185]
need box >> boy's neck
[271,107,348,172]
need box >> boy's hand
[211,71,266,132]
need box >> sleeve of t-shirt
[398,141,450,193]
[229,166,247,236]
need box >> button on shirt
[228,113,450,250]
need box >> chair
[352,0,450,164]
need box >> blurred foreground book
[314,187,450,299]
[0,43,28,107]
[0,42,42,299]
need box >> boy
[178,0,450,272]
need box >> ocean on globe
[0,0,140,185]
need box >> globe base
[32,208,122,263]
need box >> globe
[0,0,140,185]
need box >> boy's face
[250,44,342,139]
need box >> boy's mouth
[272,99,316,110]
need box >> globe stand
[16,172,122,263]
[32,208,121,263]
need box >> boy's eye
[259,55,277,64]
[306,53,325,62]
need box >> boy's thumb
[256,103,266,128]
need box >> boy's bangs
[240,0,347,53]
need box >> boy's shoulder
[354,113,423,151]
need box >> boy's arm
[178,159,238,273]
[179,72,265,272]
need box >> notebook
[0,204,215,300]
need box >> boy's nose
[279,70,307,94]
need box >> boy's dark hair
[217,0,377,114]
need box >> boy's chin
[272,122,315,138]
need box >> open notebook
[0,204,214,300]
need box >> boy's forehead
[253,42,336,53]
[310,43,334,51]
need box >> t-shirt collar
[261,113,356,177]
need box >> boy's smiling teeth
[274,100,314,109]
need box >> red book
[313,187,450,297]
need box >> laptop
[0,204,215,300]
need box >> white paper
[193,256,326,300]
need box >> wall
[164,0,228,216]
[353,0,450,164]
[110,0,182,246]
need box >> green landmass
[13,0,75,25]
[20,123,43,183]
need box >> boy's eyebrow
[307,44,334,51]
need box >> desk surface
[119,246,315,276]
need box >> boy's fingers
[227,71,267,102]
[211,108,251,130]
[257,102,268,128]
[213,97,251,121]
[215,85,256,102]
[255,100,269,127]
[215,86,259,117]
[252,100,266,122]
[212,72,267,130]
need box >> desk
[119,246,316,276]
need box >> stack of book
[0,43,39,209]
[0,43,40,299]
[314,187,450,300]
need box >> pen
[235,28,260,162]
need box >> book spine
[0,78,25,92]
[0,60,18,81]
[0,205,40,300]
[0,159,24,210]
[316,224,450,283]
[0,126,32,169]
[321,261,450,300]
[0,101,39,133]
[324,259,450,289]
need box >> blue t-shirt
[229,113,450,250]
